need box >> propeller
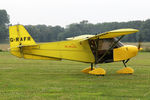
[137,33,143,51]
[122,31,142,67]
[138,41,143,51]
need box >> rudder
[9,25,37,57]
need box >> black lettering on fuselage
[28,37,31,41]
[20,37,23,41]
[10,38,14,42]
[16,37,19,41]
[9,37,31,42]
[24,37,26,41]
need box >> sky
[1,0,150,27]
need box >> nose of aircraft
[113,45,139,61]
[138,47,143,51]
[127,45,138,57]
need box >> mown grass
[0,52,150,100]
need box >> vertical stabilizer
[9,25,37,57]
[9,25,36,48]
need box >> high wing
[66,35,94,40]
[83,28,139,40]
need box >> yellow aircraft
[9,25,142,76]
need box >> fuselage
[11,38,139,64]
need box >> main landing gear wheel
[81,63,106,76]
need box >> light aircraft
[9,25,142,76]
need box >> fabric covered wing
[87,28,139,40]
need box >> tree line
[0,9,150,43]
[0,10,9,43]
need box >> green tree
[139,19,150,42]
[0,10,9,26]
[0,9,9,43]
[25,25,64,42]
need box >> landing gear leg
[123,60,127,67]
[91,63,93,70]
[81,63,95,74]
[117,60,134,74]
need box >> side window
[114,38,124,47]
[98,39,114,50]
[98,38,124,50]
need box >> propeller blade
[137,33,143,51]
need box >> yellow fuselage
[11,39,138,64]
[11,40,95,63]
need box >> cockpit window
[98,39,114,50]
[89,38,124,64]
[98,38,124,50]
[114,38,124,47]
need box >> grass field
[0,52,150,100]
